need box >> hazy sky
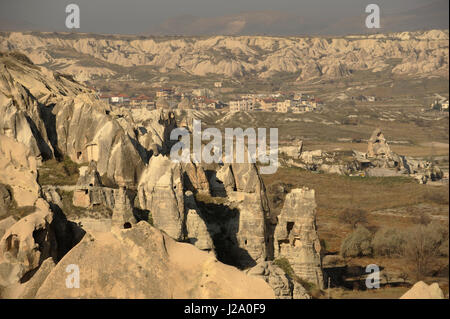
[0,0,446,34]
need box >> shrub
[404,222,449,279]
[340,226,373,257]
[338,208,368,229]
[372,227,406,257]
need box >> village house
[229,99,254,112]
[156,88,174,98]
[130,95,154,108]
[259,98,278,111]
[110,93,130,105]
[196,97,221,110]
[214,82,223,88]
[99,94,111,105]
[276,100,293,113]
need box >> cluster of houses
[229,93,323,113]
[99,93,155,108]
[97,88,323,114]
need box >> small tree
[338,208,368,229]
[404,222,448,280]
[340,225,373,258]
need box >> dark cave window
[123,222,132,229]
[287,222,295,235]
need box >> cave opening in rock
[286,222,294,235]
[123,222,132,229]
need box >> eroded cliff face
[274,188,324,288]
[0,30,448,81]
[34,222,275,299]
[0,52,147,186]
[137,155,185,240]
[0,53,324,298]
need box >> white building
[229,99,254,112]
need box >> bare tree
[404,223,448,280]
[338,208,368,229]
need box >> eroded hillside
[0,30,448,82]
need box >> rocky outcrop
[213,163,269,267]
[274,188,324,288]
[184,191,214,251]
[111,187,136,229]
[281,130,444,184]
[0,134,40,208]
[182,162,210,194]
[0,216,17,240]
[0,53,146,187]
[137,155,185,240]
[1,30,447,81]
[77,161,102,187]
[367,128,394,158]
[400,281,445,299]
[247,261,310,299]
[34,222,275,299]
[0,199,84,286]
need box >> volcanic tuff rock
[77,161,102,187]
[0,53,145,186]
[0,198,84,287]
[274,188,324,288]
[0,30,448,80]
[400,281,445,299]
[0,51,327,298]
[367,128,394,158]
[0,30,447,81]
[247,261,310,299]
[137,155,185,240]
[210,163,270,267]
[185,191,214,251]
[34,222,275,299]
[0,134,40,207]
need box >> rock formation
[0,51,330,299]
[0,53,145,186]
[367,128,394,158]
[0,199,84,287]
[77,161,102,187]
[1,30,447,81]
[111,187,136,229]
[210,163,269,268]
[185,192,214,251]
[274,188,324,288]
[137,155,185,240]
[400,281,445,299]
[33,222,275,299]
[0,134,40,207]
[247,261,310,299]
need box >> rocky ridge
[0,30,448,81]
[0,53,324,298]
